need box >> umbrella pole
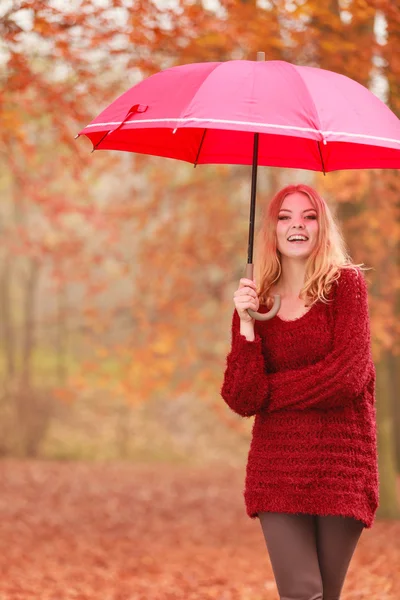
[246,49,264,273]
[245,132,281,321]
[246,133,259,272]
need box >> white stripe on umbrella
[83,118,400,145]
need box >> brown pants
[258,512,364,600]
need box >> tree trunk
[16,259,50,458]
[56,280,68,385]
[375,356,400,519]
[20,260,40,387]
[0,255,16,382]
[382,6,400,475]
[116,403,131,459]
[387,352,400,472]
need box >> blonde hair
[254,183,370,308]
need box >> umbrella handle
[247,295,281,321]
[245,264,281,321]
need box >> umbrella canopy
[78,58,400,321]
[78,59,400,172]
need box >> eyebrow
[279,208,317,213]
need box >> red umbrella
[77,54,400,320]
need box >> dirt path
[0,460,398,599]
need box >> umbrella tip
[256,51,265,61]
[74,134,80,140]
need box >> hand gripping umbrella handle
[245,264,281,321]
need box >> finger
[237,293,257,303]
[238,297,259,307]
[235,286,257,297]
[239,278,256,288]
[241,287,257,297]
[236,301,258,311]
[237,302,258,312]
[236,295,256,304]
[239,278,257,289]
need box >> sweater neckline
[270,300,319,326]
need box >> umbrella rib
[91,130,110,152]
[287,63,324,141]
[317,142,326,175]
[194,129,207,167]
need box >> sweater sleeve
[220,309,270,417]
[266,267,374,412]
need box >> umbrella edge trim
[82,118,400,145]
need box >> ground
[0,460,398,600]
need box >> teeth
[288,236,308,241]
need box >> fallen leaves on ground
[0,460,398,600]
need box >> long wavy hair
[254,184,370,308]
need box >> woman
[221,183,379,600]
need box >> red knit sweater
[221,267,379,528]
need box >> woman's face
[276,192,319,259]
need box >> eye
[278,216,288,220]
[306,215,317,219]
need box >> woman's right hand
[233,278,260,323]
